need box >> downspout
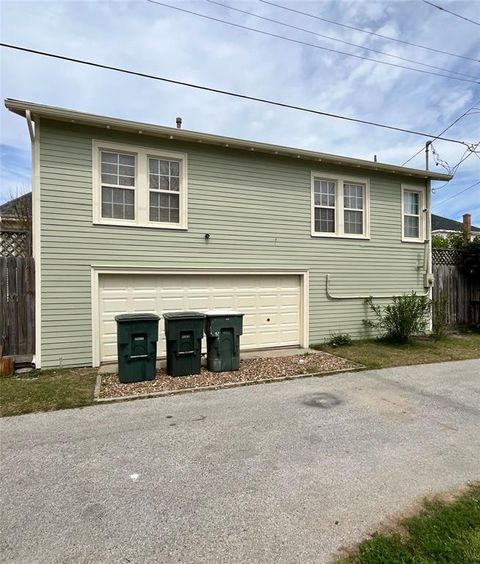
[26,110,41,368]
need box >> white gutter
[26,109,35,143]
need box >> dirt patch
[98,352,357,400]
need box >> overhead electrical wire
[146,0,480,84]
[1,42,474,148]
[402,100,480,166]
[203,0,476,80]
[435,180,480,204]
[259,0,479,63]
[422,0,480,27]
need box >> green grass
[342,483,480,564]
[0,367,97,417]
[315,332,480,370]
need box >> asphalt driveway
[1,359,479,563]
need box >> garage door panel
[99,274,301,362]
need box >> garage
[97,272,304,363]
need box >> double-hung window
[312,174,369,238]
[402,186,424,242]
[94,141,187,229]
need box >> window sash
[403,190,422,239]
[314,179,337,233]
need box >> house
[0,192,32,257]
[432,213,480,240]
[5,99,452,369]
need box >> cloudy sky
[1,0,479,224]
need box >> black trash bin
[115,313,160,383]
[163,312,205,376]
[205,310,244,372]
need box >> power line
[422,0,480,27]
[435,180,480,205]
[203,0,476,81]
[402,100,480,166]
[0,42,474,147]
[259,0,479,63]
[146,0,480,84]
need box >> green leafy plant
[363,292,431,344]
[432,295,449,340]
[327,332,352,347]
[458,238,480,280]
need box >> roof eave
[4,98,453,182]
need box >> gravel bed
[98,352,357,399]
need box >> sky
[1,0,479,225]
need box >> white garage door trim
[91,266,309,367]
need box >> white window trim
[401,184,425,243]
[311,171,370,239]
[92,140,188,229]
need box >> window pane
[170,161,180,176]
[160,176,169,190]
[101,173,117,185]
[170,177,179,191]
[149,159,159,174]
[314,207,335,233]
[404,191,419,215]
[160,160,169,175]
[101,152,118,164]
[344,210,363,234]
[119,154,135,166]
[101,163,117,174]
[344,183,364,210]
[119,175,135,187]
[119,165,134,176]
[404,215,420,238]
[101,186,135,220]
[149,174,159,189]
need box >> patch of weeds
[327,332,353,347]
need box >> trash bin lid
[163,311,206,320]
[115,313,160,322]
[204,309,244,317]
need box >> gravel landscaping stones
[98,352,357,400]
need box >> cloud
[1,0,479,220]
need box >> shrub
[458,239,480,280]
[363,292,431,344]
[327,332,352,347]
[432,295,449,340]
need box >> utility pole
[425,140,432,170]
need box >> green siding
[38,119,427,368]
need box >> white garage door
[99,273,301,362]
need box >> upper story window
[402,185,425,242]
[312,173,370,238]
[93,141,187,229]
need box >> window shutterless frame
[92,140,188,229]
[311,171,370,239]
[401,184,425,243]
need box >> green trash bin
[163,311,205,376]
[115,313,159,383]
[205,310,244,372]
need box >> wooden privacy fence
[0,257,35,359]
[432,249,480,327]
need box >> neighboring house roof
[5,98,452,182]
[0,193,32,220]
[432,213,480,233]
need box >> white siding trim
[92,140,188,229]
[311,171,370,239]
[32,118,41,368]
[91,267,309,367]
